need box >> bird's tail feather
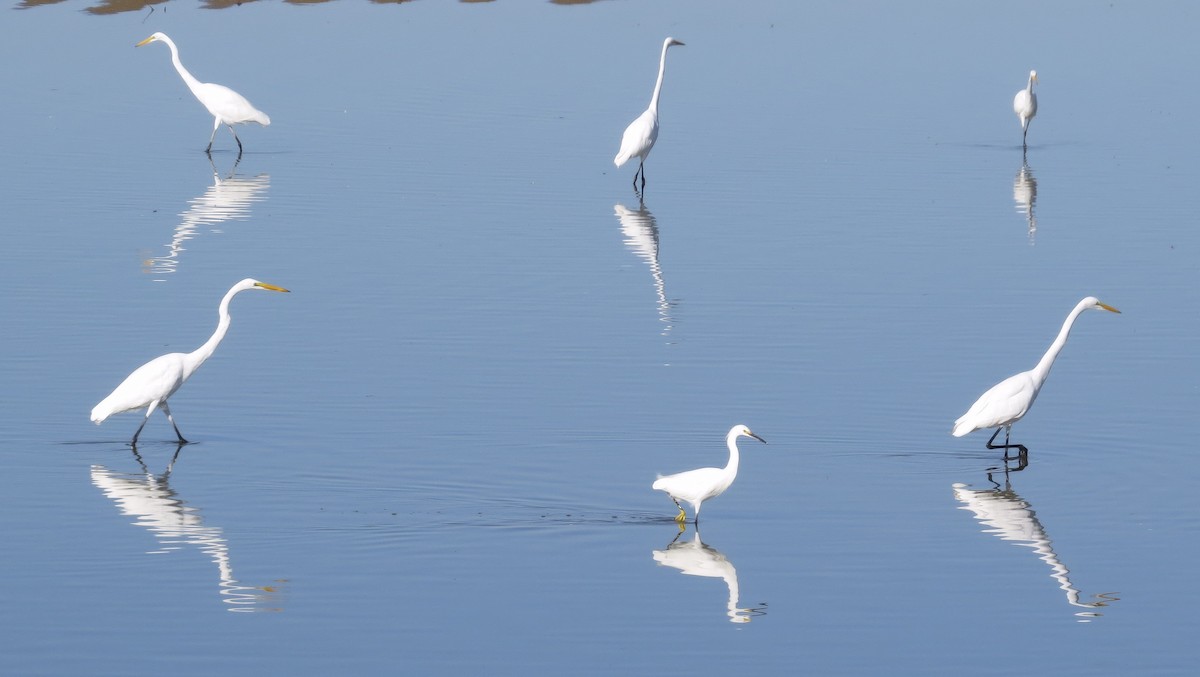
[951,417,972,437]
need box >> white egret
[91,279,290,445]
[653,425,766,523]
[952,297,1120,453]
[1014,70,1038,149]
[136,32,271,155]
[614,37,685,193]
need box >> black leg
[986,427,1028,456]
[161,402,189,444]
[229,125,243,155]
[639,161,646,192]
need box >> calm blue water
[1,1,1198,674]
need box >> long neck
[1031,303,1087,385]
[161,36,204,97]
[184,286,238,378]
[1027,74,1036,95]
[648,42,671,113]
[722,431,741,479]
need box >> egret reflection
[144,156,269,280]
[1013,159,1037,244]
[90,447,283,612]
[652,529,765,624]
[615,202,674,338]
[953,473,1117,621]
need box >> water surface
[1,1,1198,674]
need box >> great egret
[1014,70,1038,149]
[91,279,290,445]
[953,479,1114,614]
[136,32,271,155]
[952,297,1120,453]
[652,425,766,523]
[614,37,685,194]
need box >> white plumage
[614,37,685,193]
[653,425,766,523]
[1013,70,1038,148]
[92,279,289,445]
[952,296,1120,451]
[136,32,271,154]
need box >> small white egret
[1014,70,1038,149]
[614,37,685,193]
[136,32,271,155]
[653,425,766,523]
[91,279,290,445]
[952,296,1120,453]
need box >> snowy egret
[653,425,765,523]
[136,32,271,154]
[952,297,1120,453]
[614,37,685,194]
[653,530,759,623]
[1014,70,1038,149]
[91,279,290,445]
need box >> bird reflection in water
[952,469,1117,621]
[144,154,270,281]
[614,202,675,340]
[90,445,284,612]
[652,528,766,624]
[1013,158,1037,244]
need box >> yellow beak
[135,36,156,47]
[1098,302,1120,314]
[255,282,291,293]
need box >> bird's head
[1084,297,1120,314]
[244,279,290,294]
[667,37,685,48]
[731,425,766,445]
[1030,70,1038,83]
[135,32,168,48]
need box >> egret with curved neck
[652,425,766,523]
[136,32,271,155]
[614,37,685,194]
[952,296,1119,453]
[91,279,290,445]
[1014,70,1038,150]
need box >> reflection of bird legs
[986,426,1028,458]
[207,149,243,180]
[129,441,186,479]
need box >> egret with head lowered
[1014,70,1038,149]
[952,296,1120,454]
[614,37,685,194]
[91,279,290,445]
[653,425,766,523]
[136,32,271,155]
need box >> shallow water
[1,1,1198,674]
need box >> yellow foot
[674,509,687,523]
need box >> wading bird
[136,32,271,155]
[952,296,1119,454]
[614,37,685,194]
[653,425,766,523]
[1014,70,1038,149]
[91,279,290,445]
